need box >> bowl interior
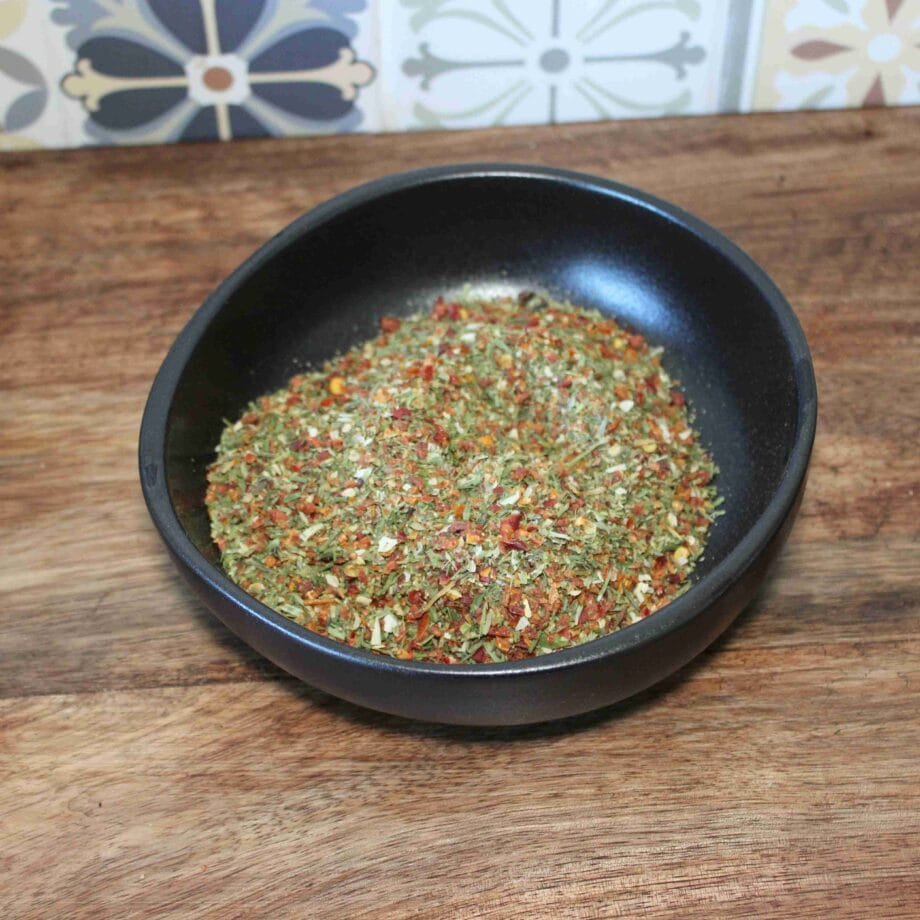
[163,172,804,589]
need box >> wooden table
[2,107,918,918]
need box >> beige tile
[752,0,920,112]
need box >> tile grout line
[38,3,81,149]
[718,0,764,114]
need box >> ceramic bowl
[140,164,816,726]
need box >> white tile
[379,0,744,131]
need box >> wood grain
[1,107,919,918]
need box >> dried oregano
[206,293,720,663]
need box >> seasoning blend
[206,293,720,663]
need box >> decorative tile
[51,0,379,145]
[379,0,759,130]
[753,0,920,111]
[0,0,81,149]
[1,0,918,150]
[0,0,42,150]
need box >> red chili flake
[391,406,412,420]
[432,297,462,320]
[670,389,686,407]
[578,598,600,625]
[434,533,459,551]
[380,315,402,333]
[499,512,522,539]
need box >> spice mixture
[206,293,720,663]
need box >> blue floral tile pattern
[54,0,376,143]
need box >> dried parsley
[206,293,720,663]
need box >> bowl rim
[139,162,817,680]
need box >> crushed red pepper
[206,293,720,663]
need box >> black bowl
[140,164,816,726]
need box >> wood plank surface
[2,107,918,918]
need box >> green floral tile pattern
[379,0,769,128]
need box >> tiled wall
[1,1,917,150]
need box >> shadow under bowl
[140,164,817,726]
